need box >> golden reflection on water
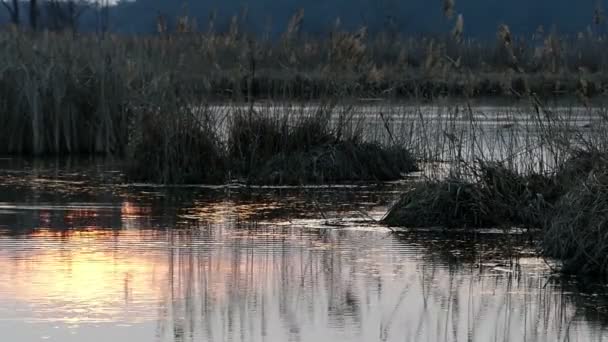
[0,230,166,324]
[180,199,283,223]
[121,201,151,217]
[0,198,606,342]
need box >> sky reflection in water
[0,161,606,342]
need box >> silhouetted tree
[45,0,88,34]
[29,0,38,30]
[94,0,109,35]
[0,0,19,26]
[0,0,605,37]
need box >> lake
[0,158,606,342]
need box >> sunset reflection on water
[0,179,606,341]
[0,230,165,324]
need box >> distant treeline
[0,0,606,37]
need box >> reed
[0,32,133,155]
[125,100,228,184]
[0,26,606,158]
[541,150,608,277]
[0,23,607,119]
[383,161,554,229]
[381,98,608,277]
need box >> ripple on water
[0,160,606,342]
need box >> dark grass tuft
[541,153,608,278]
[383,162,552,229]
[227,109,416,185]
[384,150,608,278]
[125,105,416,185]
[250,141,416,185]
[383,179,492,228]
[126,106,227,184]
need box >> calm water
[0,159,607,342]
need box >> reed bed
[227,104,416,184]
[125,99,227,184]
[0,31,166,155]
[383,162,554,228]
[381,100,608,278]
[0,27,607,157]
[124,101,416,185]
[542,150,608,277]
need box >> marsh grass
[226,104,417,184]
[0,31,171,155]
[120,99,417,185]
[0,33,132,155]
[383,161,554,228]
[0,26,607,160]
[382,102,608,277]
[541,150,608,277]
[126,101,227,184]
[543,172,608,277]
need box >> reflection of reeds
[154,226,370,341]
[149,225,607,341]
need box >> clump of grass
[557,149,608,180]
[384,144,608,278]
[543,169,608,277]
[383,179,491,228]
[126,104,227,184]
[540,151,608,277]
[254,141,416,185]
[383,162,553,228]
[227,109,291,177]
[125,103,416,185]
[228,106,416,185]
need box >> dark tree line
[0,0,108,33]
[0,0,605,37]
[106,0,606,37]
[1,0,20,26]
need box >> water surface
[0,159,606,342]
